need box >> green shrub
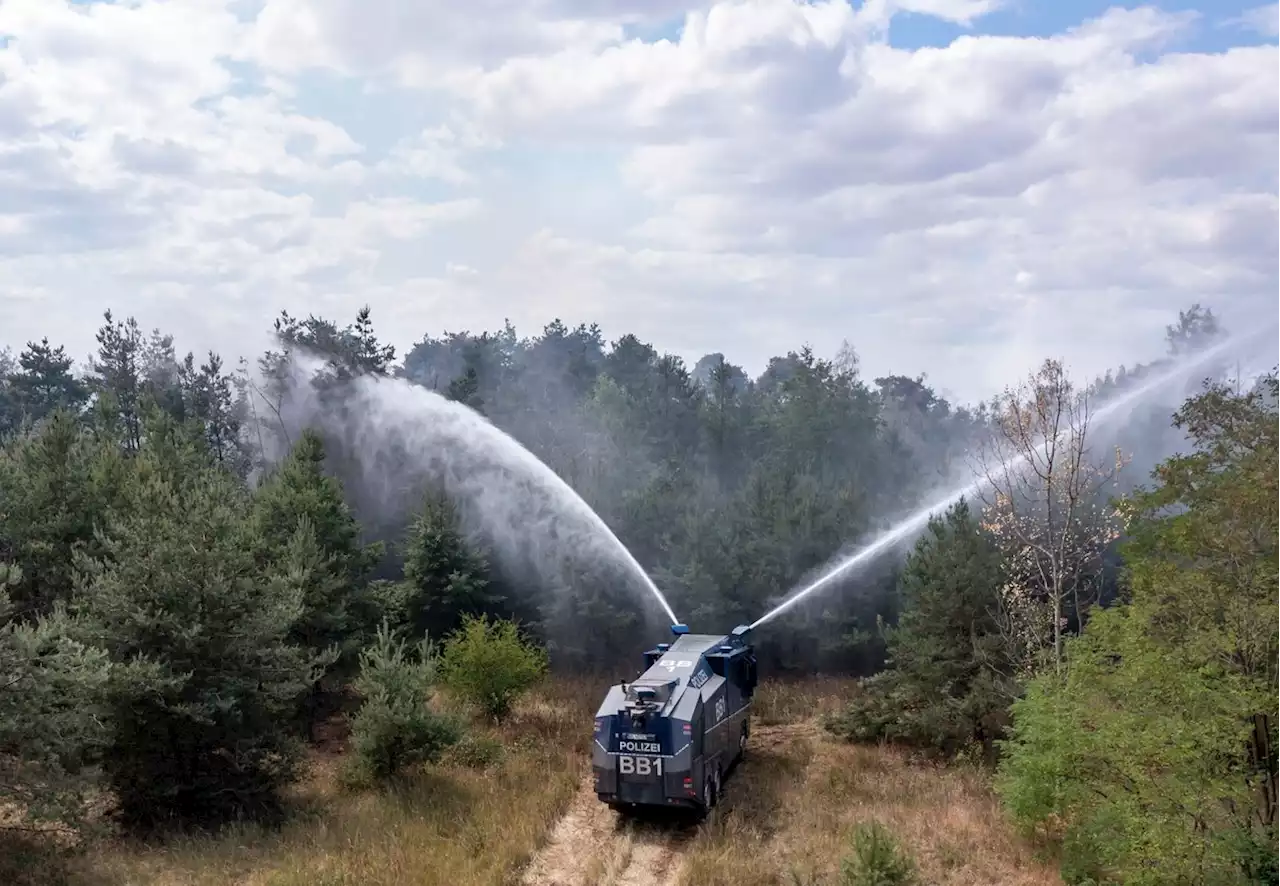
[824,674,898,743]
[347,622,462,784]
[1227,826,1279,886]
[995,588,1275,886]
[840,821,917,886]
[439,614,548,722]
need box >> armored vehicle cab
[592,624,758,815]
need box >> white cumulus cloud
[0,0,1275,402]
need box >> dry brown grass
[751,676,860,727]
[8,676,1061,886]
[56,678,598,886]
[678,722,1061,886]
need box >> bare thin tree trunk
[975,359,1119,676]
[1251,712,1277,828]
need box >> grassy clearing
[5,677,1060,886]
[678,723,1061,886]
[46,679,596,886]
[751,676,859,727]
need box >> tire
[701,775,717,818]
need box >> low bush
[346,622,462,785]
[840,820,917,886]
[439,615,548,722]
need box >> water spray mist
[273,354,682,626]
[749,330,1277,630]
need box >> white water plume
[271,354,681,626]
[750,329,1278,630]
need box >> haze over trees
[0,301,1275,885]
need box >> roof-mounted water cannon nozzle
[593,620,757,814]
[730,624,752,644]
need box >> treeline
[258,310,993,673]
[3,306,982,675]
[0,301,1238,675]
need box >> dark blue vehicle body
[592,624,758,814]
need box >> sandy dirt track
[520,725,803,886]
[519,779,692,886]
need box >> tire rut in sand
[520,781,690,886]
[522,724,816,886]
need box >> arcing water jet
[749,330,1277,630]
[272,354,681,626]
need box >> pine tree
[0,349,16,438]
[445,365,484,412]
[0,563,111,831]
[177,350,251,477]
[348,305,396,375]
[71,436,330,830]
[250,428,383,665]
[8,338,89,428]
[828,499,1013,756]
[346,621,462,783]
[0,410,124,618]
[395,489,499,639]
[87,311,145,455]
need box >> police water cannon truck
[592,623,758,815]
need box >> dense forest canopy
[0,302,1264,673]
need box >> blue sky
[888,0,1277,48]
[620,0,1279,49]
[0,0,1276,402]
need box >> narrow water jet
[750,331,1276,630]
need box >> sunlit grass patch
[73,678,597,886]
[678,717,1061,886]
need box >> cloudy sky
[1,0,1276,403]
